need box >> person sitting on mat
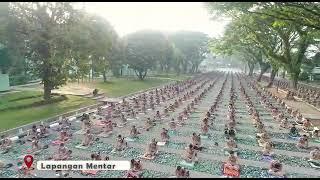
[82,129,94,147]
[39,125,49,138]
[143,139,158,159]
[145,118,153,131]
[268,160,285,177]
[184,144,198,163]
[131,159,142,172]
[289,124,300,137]
[175,166,189,178]
[192,133,201,150]
[160,128,170,143]
[0,135,12,153]
[31,136,40,152]
[262,142,274,156]
[130,125,140,138]
[224,137,238,154]
[302,118,313,131]
[54,143,70,160]
[257,133,271,147]
[296,134,309,149]
[225,151,240,170]
[312,129,319,140]
[115,135,128,151]
[280,117,289,129]
[309,147,320,162]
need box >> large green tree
[206,2,319,89]
[11,2,78,100]
[169,31,209,74]
[124,30,168,80]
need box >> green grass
[0,91,43,111]
[0,91,95,132]
[95,77,176,97]
[0,75,190,131]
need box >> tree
[67,9,92,83]
[87,15,116,82]
[109,38,125,78]
[206,2,319,89]
[205,2,320,30]
[124,30,168,80]
[11,2,78,100]
[169,31,209,74]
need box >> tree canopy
[206,2,320,89]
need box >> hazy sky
[82,2,229,38]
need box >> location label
[24,155,34,169]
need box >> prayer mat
[180,160,194,168]
[157,142,166,146]
[111,148,125,154]
[288,136,300,141]
[313,139,320,143]
[141,155,155,160]
[97,132,112,138]
[81,170,98,175]
[222,163,240,178]
[75,144,89,149]
[200,135,208,139]
[75,130,85,135]
[125,137,136,142]
[261,155,273,162]
[51,140,65,146]
[308,160,320,169]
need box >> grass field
[0,91,95,132]
[95,77,176,97]
[0,75,191,132]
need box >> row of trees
[206,2,320,89]
[0,2,209,100]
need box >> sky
[81,2,229,38]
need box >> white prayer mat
[75,144,89,149]
[313,139,320,143]
[97,132,112,138]
[309,161,320,169]
[75,130,85,135]
[200,135,208,139]
[125,137,136,142]
[140,154,155,160]
[157,142,166,146]
[180,160,194,167]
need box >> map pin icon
[24,155,34,169]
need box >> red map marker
[24,155,34,169]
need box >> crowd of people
[1,71,319,178]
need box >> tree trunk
[282,70,286,78]
[267,68,278,87]
[290,72,299,90]
[103,70,107,82]
[142,70,147,79]
[257,65,270,82]
[248,63,254,77]
[43,80,52,101]
[244,64,247,74]
[135,70,146,80]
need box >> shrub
[298,71,309,81]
